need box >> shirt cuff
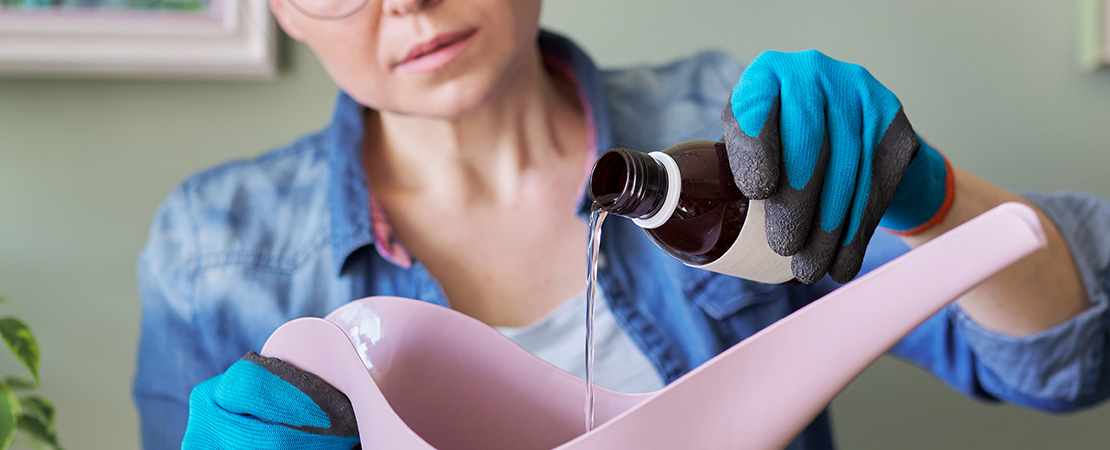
[950,296,1107,402]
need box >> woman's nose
[381,0,440,16]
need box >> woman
[134,0,1110,448]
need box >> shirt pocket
[682,268,786,321]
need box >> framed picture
[1081,0,1110,70]
[0,0,278,79]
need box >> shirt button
[597,252,608,269]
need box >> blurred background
[2,0,1110,448]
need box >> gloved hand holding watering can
[722,49,952,284]
[182,352,359,450]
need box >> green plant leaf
[0,317,39,386]
[16,415,60,450]
[16,397,52,433]
[0,383,18,450]
[2,378,35,391]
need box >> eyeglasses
[287,0,371,20]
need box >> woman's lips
[396,28,478,73]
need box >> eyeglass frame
[286,0,371,21]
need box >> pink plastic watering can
[260,202,1046,450]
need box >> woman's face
[271,0,543,118]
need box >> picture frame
[1080,0,1110,70]
[0,0,278,80]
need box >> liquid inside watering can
[260,202,1046,450]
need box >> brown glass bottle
[589,140,794,283]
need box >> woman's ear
[270,0,306,41]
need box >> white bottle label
[689,199,795,284]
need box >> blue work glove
[182,352,360,449]
[722,50,952,284]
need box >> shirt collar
[327,29,613,274]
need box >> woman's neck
[364,47,587,205]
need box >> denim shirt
[134,31,1110,449]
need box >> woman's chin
[377,86,495,120]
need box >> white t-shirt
[496,286,665,393]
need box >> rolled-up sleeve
[890,191,1110,412]
[956,192,1110,408]
[133,183,218,449]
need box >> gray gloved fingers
[722,95,780,200]
[787,122,857,283]
[791,218,845,284]
[827,109,920,283]
[764,135,829,256]
[762,78,834,257]
[242,351,359,437]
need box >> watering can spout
[262,202,1046,450]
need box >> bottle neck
[589,148,668,219]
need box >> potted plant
[1,295,61,450]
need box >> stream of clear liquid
[584,208,607,432]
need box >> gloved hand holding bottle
[722,49,953,283]
[182,352,360,450]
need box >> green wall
[1,0,1108,448]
